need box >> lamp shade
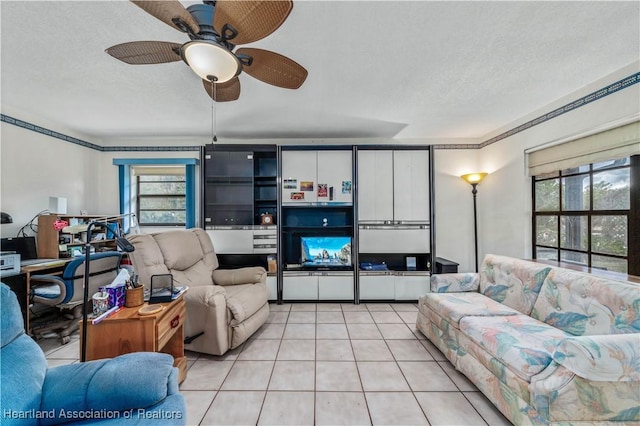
[460,172,488,185]
[181,40,240,83]
[0,212,12,224]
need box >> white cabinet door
[394,274,430,300]
[282,151,317,204]
[267,275,278,301]
[207,230,253,253]
[393,150,430,222]
[359,228,430,253]
[283,275,318,300]
[318,275,353,300]
[357,150,393,221]
[317,151,353,203]
[359,274,395,300]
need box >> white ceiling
[1,1,639,143]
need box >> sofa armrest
[40,353,179,425]
[430,273,479,293]
[184,284,227,306]
[552,334,640,381]
[212,267,266,286]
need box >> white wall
[0,120,105,238]
[432,148,481,272]
[0,120,202,237]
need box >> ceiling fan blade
[203,77,241,102]
[131,0,199,34]
[105,41,182,65]
[214,0,292,45]
[237,48,307,89]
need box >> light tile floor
[40,302,512,425]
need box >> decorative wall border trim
[432,72,639,150]
[0,114,199,152]
[0,114,103,151]
[3,72,638,152]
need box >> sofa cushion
[479,254,551,315]
[460,315,572,381]
[531,268,640,336]
[419,292,522,328]
[171,260,215,288]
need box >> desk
[80,293,188,383]
[2,259,72,334]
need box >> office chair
[30,251,122,344]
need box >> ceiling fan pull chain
[210,77,218,143]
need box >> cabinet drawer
[157,299,185,350]
[207,230,254,253]
[359,274,395,300]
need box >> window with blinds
[135,168,186,226]
[532,156,638,275]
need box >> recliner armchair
[30,252,122,343]
[1,283,186,426]
[126,228,269,356]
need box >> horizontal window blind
[131,166,185,176]
[527,121,640,175]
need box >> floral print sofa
[416,254,640,425]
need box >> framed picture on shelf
[318,184,328,197]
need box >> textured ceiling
[1,1,639,143]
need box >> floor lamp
[460,173,488,272]
[80,217,135,362]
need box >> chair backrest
[127,228,218,289]
[60,252,122,305]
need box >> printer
[0,251,21,276]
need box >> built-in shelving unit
[200,144,436,303]
[37,214,123,259]
[279,147,356,301]
[356,146,433,301]
[203,144,279,300]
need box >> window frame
[113,158,199,230]
[532,155,638,276]
[136,174,187,226]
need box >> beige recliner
[126,228,269,356]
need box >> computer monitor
[1,236,38,260]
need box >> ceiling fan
[106,0,308,102]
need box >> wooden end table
[79,292,187,383]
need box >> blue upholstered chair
[0,283,186,425]
[30,252,122,343]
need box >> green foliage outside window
[137,175,186,225]
[533,158,630,274]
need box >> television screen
[301,236,351,267]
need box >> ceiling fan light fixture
[181,40,240,83]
